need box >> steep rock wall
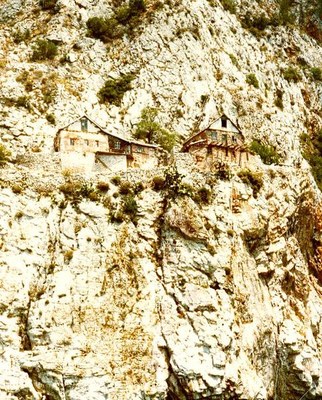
[0,0,321,398]
[0,0,320,162]
[0,163,321,399]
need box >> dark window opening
[81,118,88,132]
[96,140,99,147]
[221,118,227,128]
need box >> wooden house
[54,115,159,173]
[182,114,252,169]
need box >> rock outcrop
[0,0,321,398]
[0,161,320,399]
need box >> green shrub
[309,154,322,187]
[241,12,274,37]
[86,16,124,41]
[249,140,281,165]
[274,89,283,110]
[123,194,138,216]
[115,5,132,23]
[160,166,190,199]
[274,97,283,110]
[311,67,322,81]
[15,96,30,109]
[59,181,82,197]
[59,180,99,201]
[152,175,165,190]
[0,143,11,167]
[88,191,100,202]
[220,0,236,13]
[129,0,146,13]
[133,107,177,152]
[229,53,238,67]
[194,187,212,204]
[98,74,134,106]
[39,0,58,11]
[87,0,145,42]
[46,113,56,124]
[179,183,195,197]
[112,194,139,222]
[215,162,231,180]
[119,181,133,195]
[15,210,24,219]
[246,73,259,88]
[115,0,146,23]
[111,176,121,185]
[133,181,144,194]
[31,39,58,61]
[278,0,295,25]
[283,66,301,83]
[79,182,97,198]
[13,29,30,44]
[237,169,263,198]
[251,13,270,31]
[64,249,74,263]
[11,183,23,193]
[301,129,322,190]
[96,181,110,192]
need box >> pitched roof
[183,114,243,147]
[207,113,242,133]
[57,114,159,148]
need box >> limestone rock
[0,0,320,398]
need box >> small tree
[283,66,301,83]
[250,140,281,165]
[98,74,134,105]
[86,16,123,41]
[31,39,58,61]
[134,107,177,152]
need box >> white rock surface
[0,0,320,399]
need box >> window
[221,118,227,128]
[222,134,227,143]
[96,140,99,147]
[85,139,89,146]
[232,136,237,143]
[70,138,76,145]
[114,141,121,149]
[81,118,88,132]
[210,131,217,140]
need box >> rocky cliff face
[0,161,321,400]
[0,0,322,399]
